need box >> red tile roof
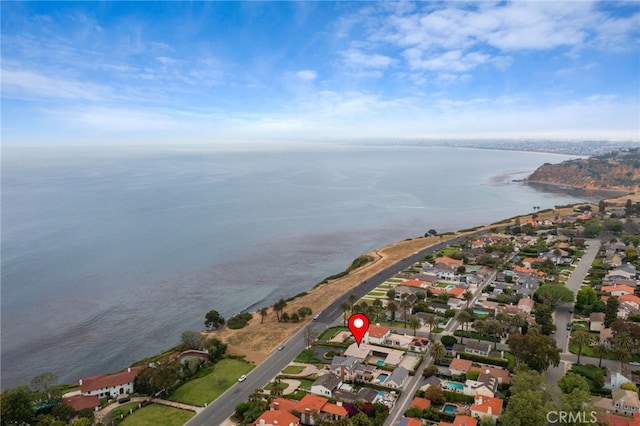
[453,415,478,426]
[448,287,465,297]
[295,394,328,413]
[367,324,391,339]
[602,285,635,295]
[514,266,544,276]
[449,358,473,372]
[606,413,640,426]
[403,279,427,288]
[62,395,100,412]
[411,397,432,410]
[404,418,422,426]
[322,402,348,417]
[471,396,503,416]
[619,295,640,306]
[270,397,298,412]
[254,410,300,425]
[435,256,463,266]
[79,366,144,393]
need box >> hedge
[443,390,474,404]
[457,353,509,368]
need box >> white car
[313,314,319,320]
[630,362,640,366]
[238,375,247,382]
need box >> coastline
[524,179,635,197]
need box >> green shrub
[442,391,474,404]
[227,313,253,329]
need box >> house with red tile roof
[602,285,635,296]
[517,297,534,314]
[448,287,465,298]
[402,279,428,289]
[435,256,463,268]
[470,395,503,422]
[270,397,298,412]
[254,410,300,426]
[365,324,391,345]
[294,394,347,424]
[514,266,545,276]
[521,257,545,268]
[439,415,478,426]
[410,397,431,410]
[620,295,640,310]
[79,366,145,398]
[399,418,423,426]
[449,358,473,376]
[62,394,100,412]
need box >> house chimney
[337,401,343,406]
[340,365,345,382]
[79,379,83,386]
[486,369,490,375]
[127,367,131,373]
[274,402,280,409]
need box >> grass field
[282,365,305,374]
[107,402,141,422]
[120,404,194,426]
[169,358,253,406]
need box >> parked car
[630,362,640,366]
[238,375,247,382]
[277,345,284,351]
[118,397,131,404]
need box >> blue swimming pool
[377,373,389,383]
[473,309,488,316]
[443,403,458,414]
[446,284,456,290]
[376,360,384,366]
[445,382,464,391]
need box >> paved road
[546,239,601,393]
[186,232,484,425]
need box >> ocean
[0,144,600,388]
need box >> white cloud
[294,70,318,81]
[341,49,395,69]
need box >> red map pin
[348,313,370,347]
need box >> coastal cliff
[526,148,640,192]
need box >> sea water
[1,144,597,387]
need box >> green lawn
[120,404,194,426]
[107,402,142,422]
[168,358,253,406]
[282,365,305,374]
[318,326,348,340]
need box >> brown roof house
[79,366,145,399]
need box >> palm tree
[372,298,384,322]
[348,293,358,314]
[429,341,446,364]
[486,319,504,350]
[409,317,422,336]
[456,310,473,344]
[616,348,632,371]
[426,314,439,339]
[273,298,287,322]
[259,307,268,324]
[473,319,487,342]
[613,332,633,352]
[463,290,473,308]
[594,343,609,368]
[572,330,591,364]
[340,301,350,327]
[400,298,412,327]
[387,300,398,326]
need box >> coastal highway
[185,231,485,425]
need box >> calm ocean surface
[1,144,599,388]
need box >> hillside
[526,147,640,192]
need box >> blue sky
[2,1,639,145]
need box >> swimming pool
[446,284,456,290]
[443,403,458,414]
[377,373,389,383]
[376,360,384,366]
[473,309,488,316]
[445,381,464,391]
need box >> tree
[426,314,439,339]
[304,326,318,348]
[473,319,487,341]
[72,419,93,426]
[535,284,574,309]
[605,296,620,327]
[134,360,181,396]
[340,301,351,326]
[259,307,268,324]
[1,386,35,425]
[599,200,606,213]
[486,319,503,350]
[593,343,609,368]
[204,309,225,330]
[572,330,591,364]
[576,287,598,311]
[463,290,473,308]
[534,303,556,335]
[621,382,638,392]
[348,293,358,314]
[372,298,384,322]
[440,335,457,348]
[181,330,204,350]
[205,337,227,362]
[297,306,312,319]
[400,298,412,327]
[386,289,396,300]
[408,317,421,336]
[507,331,560,372]
[422,365,439,378]
[499,370,552,426]
[616,348,632,371]
[281,312,290,322]
[626,199,633,217]
[273,298,287,322]
[424,386,445,405]
[429,341,446,364]
[456,310,473,344]
[387,300,398,325]
[428,229,438,237]
[290,312,300,323]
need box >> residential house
[310,373,342,398]
[352,363,376,383]
[395,285,419,300]
[463,370,498,397]
[254,410,300,426]
[344,343,405,366]
[470,395,503,422]
[605,254,623,268]
[447,298,465,310]
[287,394,348,425]
[605,372,633,390]
[398,418,422,426]
[602,285,635,297]
[79,366,144,398]
[456,340,492,357]
[329,356,359,381]
[600,328,614,347]
[517,297,534,314]
[385,367,409,389]
[620,295,640,310]
[62,395,100,412]
[449,358,473,377]
[613,388,640,416]
[590,312,606,332]
[385,333,413,350]
[270,398,298,412]
[364,325,391,345]
[601,413,640,426]
[401,279,428,289]
[469,366,511,384]
[435,256,464,269]
[438,415,478,426]
[333,387,378,404]
[409,337,431,352]
[521,257,545,269]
